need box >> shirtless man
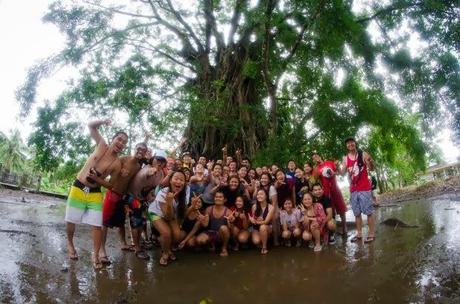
[65,119,127,269]
[96,142,148,264]
[339,137,376,243]
[125,151,166,260]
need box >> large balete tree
[18,0,459,173]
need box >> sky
[0,0,458,163]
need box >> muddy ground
[0,187,459,303]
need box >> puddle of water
[0,198,459,303]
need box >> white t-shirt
[148,187,178,218]
[280,209,301,229]
[269,185,277,198]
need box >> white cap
[153,149,167,160]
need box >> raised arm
[88,119,110,145]
[222,145,228,164]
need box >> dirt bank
[378,176,460,204]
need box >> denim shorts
[350,191,374,216]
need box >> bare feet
[261,248,268,255]
[220,249,228,257]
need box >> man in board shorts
[339,137,376,243]
[125,151,165,260]
[98,142,148,264]
[65,119,127,269]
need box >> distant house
[418,162,460,183]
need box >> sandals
[159,255,169,266]
[364,236,376,243]
[135,251,150,260]
[68,251,78,261]
[67,245,78,260]
[121,245,136,252]
[350,235,363,243]
[99,256,112,265]
[142,243,153,250]
[92,260,103,270]
[168,252,177,261]
[314,244,322,252]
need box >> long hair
[168,170,187,220]
[259,173,272,190]
[227,175,241,191]
[255,189,269,217]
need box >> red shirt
[316,160,338,198]
[230,207,246,230]
[346,154,372,192]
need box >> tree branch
[227,0,246,46]
[261,0,278,134]
[83,1,155,19]
[356,1,421,23]
[203,0,225,52]
[277,0,326,82]
[145,0,198,59]
[126,38,197,72]
[81,22,159,57]
[160,0,204,52]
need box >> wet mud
[0,192,459,303]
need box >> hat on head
[153,149,167,160]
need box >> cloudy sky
[0,0,458,163]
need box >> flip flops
[159,255,169,266]
[135,251,150,260]
[68,251,78,261]
[99,256,112,265]
[121,245,136,252]
[168,252,177,261]
[364,236,376,243]
[350,235,363,242]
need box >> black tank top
[209,206,228,231]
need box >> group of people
[65,119,376,269]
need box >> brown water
[0,195,459,303]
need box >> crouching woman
[148,170,187,266]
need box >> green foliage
[28,97,92,172]
[0,130,29,173]
[16,0,460,180]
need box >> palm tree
[0,130,29,173]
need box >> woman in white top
[148,170,187,266]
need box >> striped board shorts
[65,179,103,227]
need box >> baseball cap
[153,149,167,160]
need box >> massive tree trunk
[182,44,267,159]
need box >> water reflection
[1,197,460,303]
